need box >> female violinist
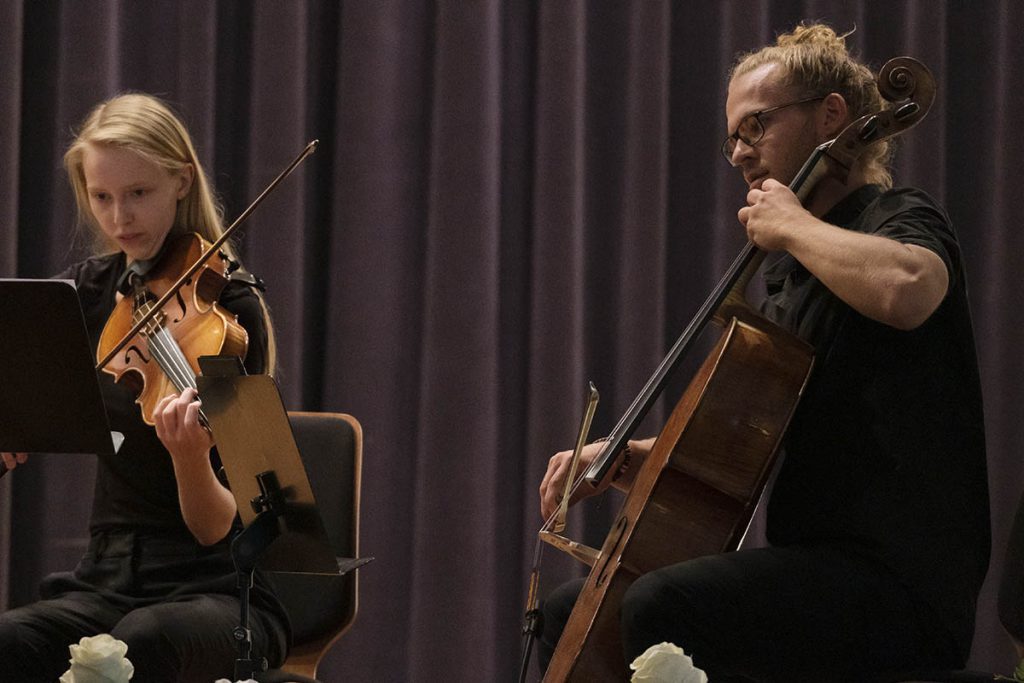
[0,93,289,682]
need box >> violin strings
[134,300,197,395]
[148,327,197,393]
[145,328,213,429]
[131,298,211,429]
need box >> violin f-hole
[124,344,151,365]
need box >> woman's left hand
[153,387,213,463]
[153,387,236,545]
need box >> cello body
[543,311,812,681]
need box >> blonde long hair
[64,93,277,374]
[731,23,893,189]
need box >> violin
[92,140,318,427]
[97,232,248,426]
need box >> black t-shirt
[762,185,990,656]
[58,250,268,535]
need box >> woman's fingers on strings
[155,392,176,412]
[155,390,201,425]
[153,392,183,439]
[185,398,201,424]
[1,452,28,471]
[155,393,171,413]
[183,399,213,448]
[175,389,200,424]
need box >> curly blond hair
[731,23,893,189]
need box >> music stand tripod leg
[230,471,284,680]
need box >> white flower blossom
[630,641,708,683]
[59,634,134,683]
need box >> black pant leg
[536,545,959,682]
[536,577,586,673]
[0,591,126,683]
[110,593,288,683]
[619,545,960,681]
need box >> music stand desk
[0,279,118,457]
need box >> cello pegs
[857,115,880,142]
[893,102,921,122]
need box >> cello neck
[584,144,832,485]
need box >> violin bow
[95,140,319,371]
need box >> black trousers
[539,544,963,682]
[0,530,288,683]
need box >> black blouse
[58,250,268,535]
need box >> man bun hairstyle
[731,23,893,189]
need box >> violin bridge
[132,300,165,338]
[538,530,600,567]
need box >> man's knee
[542,578,585,629]
[620,562,717,663]
[621,570,677,635]
[0,612,63,682]
[0,617,27,665]
[110,607,173,663]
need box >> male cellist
[537,22,989,681]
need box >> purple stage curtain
[1,1,1022,680]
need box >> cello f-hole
[596,516,628,588]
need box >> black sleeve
[871,188,962,291]
[217,281,269,375]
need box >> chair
[259,411,364,683]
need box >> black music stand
[196,363,370,680]
[0,279,121,460]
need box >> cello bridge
[538,530,600,567]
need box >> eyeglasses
[721,96,825,162]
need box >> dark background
[1,1,1021,680]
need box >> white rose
[59,634,134,683]
[630,642,708,683]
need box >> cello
[534,57,936,681]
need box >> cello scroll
[823,57,935,181]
